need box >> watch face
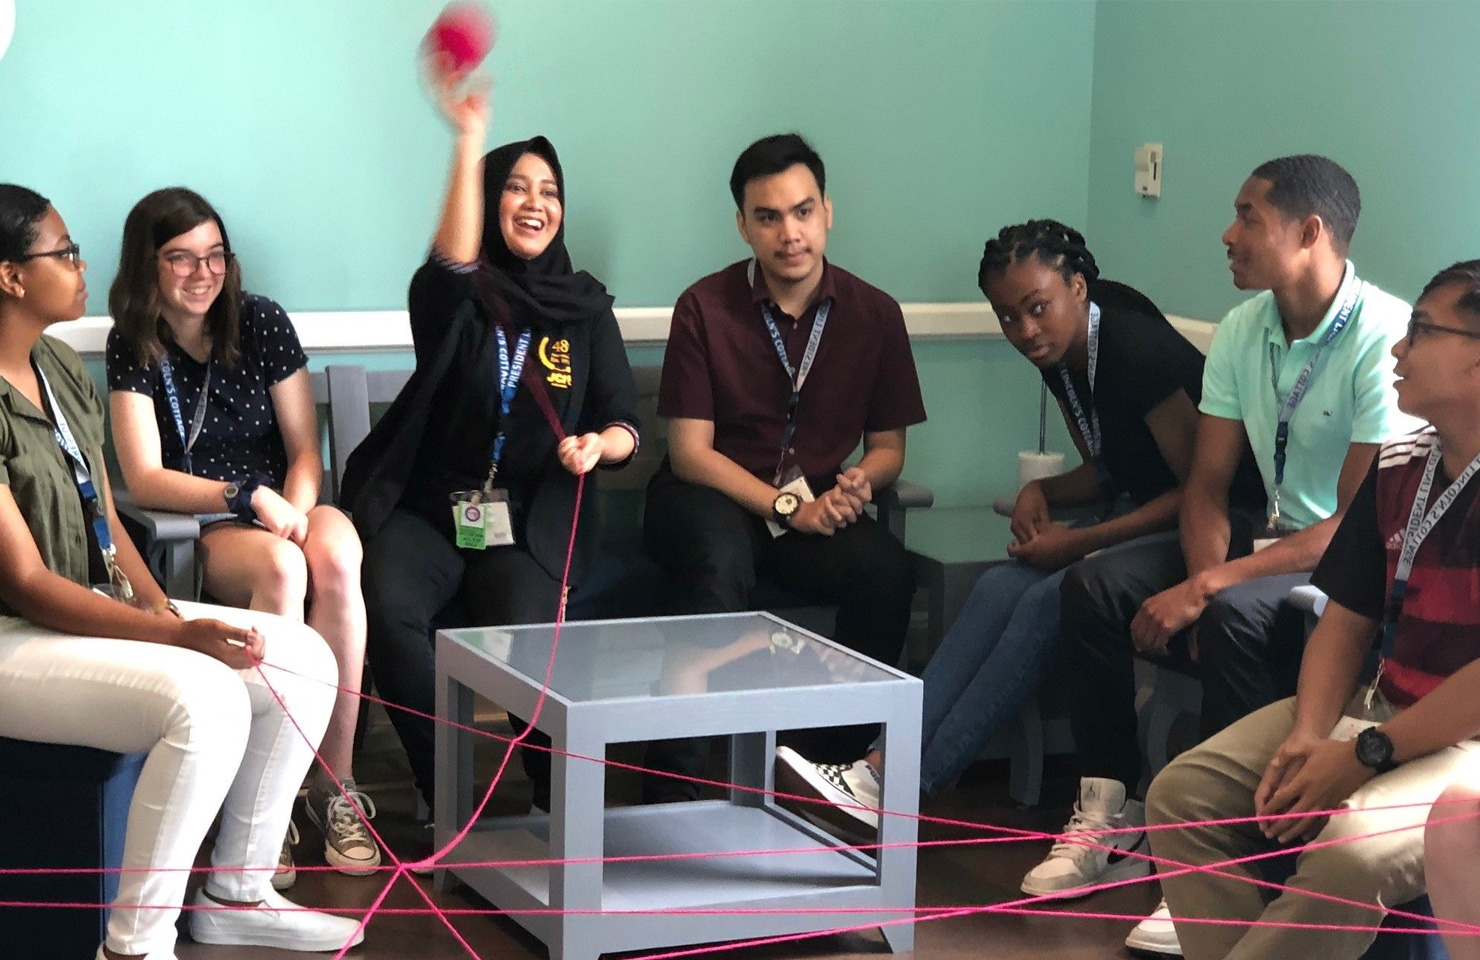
[1356,728,1393,768]
[223,483,240,498]
[776,492,800,514]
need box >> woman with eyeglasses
[0,184,363,958]
[105,187,378,887]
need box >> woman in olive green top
[0,185,363,959]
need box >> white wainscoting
[47,305,1218,357]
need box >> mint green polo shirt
[1199,262,1420,530]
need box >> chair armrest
[1287,584,1328,617]
[115,496,203,543]
[113,492,202,599]
[875,480,934,541]
[881,480,934,511]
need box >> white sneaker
[305,786,382,876]
[271,820,299,892]
[775,746,882,829]
[188,887,366,951]
[1020,777,1150,899]
[1125,898,1182,955]
[96,948,178,960]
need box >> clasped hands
[1005,480,1088,572]
[787,467,872,536]
[1252,727,1375,844]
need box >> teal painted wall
[1086,0,1480,323]
[9,0,1095,508]
[0,0,1094,307]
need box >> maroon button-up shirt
[658,259,927,485]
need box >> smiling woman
[337,55,641,816]
[103,187,380,885]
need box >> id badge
[451,490,516,549]
[1329,715,1379,742]
[1253,521,1295,553]
[766,466,816,539]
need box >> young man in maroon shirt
[642,133,926,800]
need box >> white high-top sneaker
[1125,898,1183,955]
[1020,777,1150,899]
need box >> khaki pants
[1146,696,1480,960]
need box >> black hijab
[474,136,613,328]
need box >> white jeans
[0,601,338,956]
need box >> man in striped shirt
[1146,260,1480,960]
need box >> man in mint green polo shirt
[1018,157,1417,948]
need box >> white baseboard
[48,305,1218,357]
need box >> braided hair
[978,219,1100,291]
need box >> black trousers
[641,468,916,800]
[362,507,562,807]
[1057,524,1308,791]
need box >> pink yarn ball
[423,2,495,72]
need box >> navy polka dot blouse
[105,294,309,489]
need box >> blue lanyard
[1055,302,1111,490]
[483,326,532,491]
[158,354,211,476]
[750,259,830,475]
[1267,274,1361,523]
[35,364,134,602]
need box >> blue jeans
[894,561,1063,795]
[892,531,1179,795]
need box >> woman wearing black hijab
[341,67,640,810]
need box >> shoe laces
[324,791,378,847]
[1048,802,1115,860]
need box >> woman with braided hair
[778,219,1258,845]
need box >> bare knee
[305,526,362,600]
[252,539,309,615]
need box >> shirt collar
[0,351,50,424]
[747,257,837,315]
[1265,260,1358,347]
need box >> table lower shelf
[442,799,882,910]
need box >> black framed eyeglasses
[15,242,81,268]
[1407,317,1480,346]
[161,250,233,278]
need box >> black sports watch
[772,491,801,527]
[1354,727,1397,774]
